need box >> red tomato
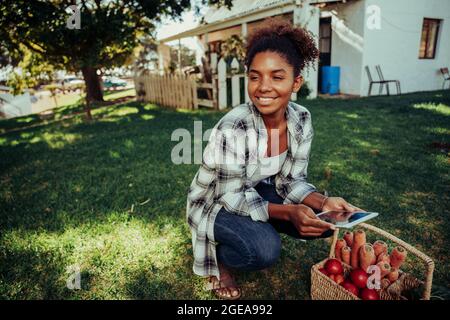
[319,268,329,276]
[360,288,380,300]
[350,268,369,289]
[341,281,359,297]
[334,274,345,285]
[324,258,344,275]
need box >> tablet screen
[317,210,372,226]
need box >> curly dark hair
[245,17,319,77]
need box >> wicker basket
[310,223,435,300]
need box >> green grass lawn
[0,90,449,299]
[0,88,136,135]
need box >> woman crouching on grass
[186,18,362,300]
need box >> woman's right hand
[288,204,335,237]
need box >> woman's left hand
[322,197,365,213]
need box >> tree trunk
[84,99,92,120]
[81,67,103,119]
[52,91,58,108]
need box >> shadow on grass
[125,269,176,299]
[0,246,72,299]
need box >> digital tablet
[316,210,379,228]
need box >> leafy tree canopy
[0,0,232,103]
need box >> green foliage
[6,72,27,96]
[0,1,232,72]
[297,81,311,99]
[6,45,56,95]
[221,34,246,62]
[169,44,196,72]
[0,1,175,71]
[131,37,158,75]
[43,84,62,92]
[0,0,233,101]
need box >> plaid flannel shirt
[186,101,317,279]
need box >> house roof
[158,0,349,43]
[203,0,292,25]
[158,0,296,43]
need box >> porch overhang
[158,0,351,43]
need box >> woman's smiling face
[247,51,303,116]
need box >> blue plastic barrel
[321,66,340,94]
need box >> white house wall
[325,0,366,95]
[361,0,450,96]
[0,92,32,118]
[295,3,320,99]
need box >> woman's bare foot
[209,263,241,299]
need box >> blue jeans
[213,178,333,271]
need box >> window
[319,20,331,53]
[419,18,441,59]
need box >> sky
[156,10,201,45]
[155,2,209,64]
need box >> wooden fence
[134,73,218,110]
[134,74,198,110]
[134,54,297,111]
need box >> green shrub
[298,81,311,98]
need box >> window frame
[319,18,332,54]
[419,18,441,60]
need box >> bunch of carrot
[334,229,407,285]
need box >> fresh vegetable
[377,252,390,264]
[351,229,366,269]
[387,268,399,282]
[319,268,329,276]
[341,246,351,265]
[341,281,359,296]
[376,261,391,278]
[317,234,411,300]
[334,274,345,285]
[373,240,388,257]
[359,243,376,272]
[390,246,407,269]
[343,231,354,247]
[335,239,346,261]
[360,288,380,300]
[350,268,369,289]
[325,258,344,275]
